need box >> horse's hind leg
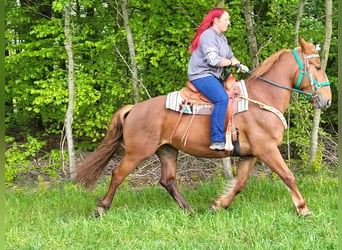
[95,156,142,217]
[156,145,193,211]
[211,157,257,212]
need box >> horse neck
[246,52,298,113]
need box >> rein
[245,70,310,96]
[243,49,331,100]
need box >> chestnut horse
[75,38,331,217]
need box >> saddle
[181,73,241,104]
[175,74,241,150]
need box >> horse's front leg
[211,157,257,212]
[258,148,311,216]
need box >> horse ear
[299,38,306,47]
[299,38,317,54]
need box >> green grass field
[6,172,337,249]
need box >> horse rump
[75,105,134,189]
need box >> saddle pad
[236,80,248,112]
[166,80,249,115]
[166,91,212,115]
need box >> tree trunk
[320,0,332,71]
[289,0,305,165]
[308,0,332,162]
[64,3,76,180]
[215,0,225,7]
[122,0,140,103]
[241,0,259,69]
[294,0,305,44]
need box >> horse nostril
[327,100,331,108]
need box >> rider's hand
[237,63,249,73]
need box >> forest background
[4,0,338,185]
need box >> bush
[5,136,63,186]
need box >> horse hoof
[209,200,222,214]
[297,207,312,217]
[94,206,106,218]
[187,208,196,216]
[209,204,221,214]
[209,206,217,214]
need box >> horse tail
[75,104,134,189]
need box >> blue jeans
[191,76,228,143]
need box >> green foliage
[5,0,338,185]
[6,0,338,135]
[41,149,65,179]
[284,96,329,171]
[299,144,325,173]
[5,135,65,186]
[286,97,313,150]
[5,136,46,186]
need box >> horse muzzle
[313,94,331,110]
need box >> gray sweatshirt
[187,27,234,81]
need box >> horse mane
[250,49,290,78]
[250,39,318,79]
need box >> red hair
[189,8,228,53]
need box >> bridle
[291,49,330,100]
[234,48,331,129]
[245,49,331,101]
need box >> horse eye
[315,65,321,70]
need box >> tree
[294,0,305,44]
[63,2,76,180]
[241,0,259,69]
[290,0,305,165]
[121,0,140,103]
[308,0,332,163]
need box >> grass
[6,172,337,249]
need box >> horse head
[294,38,332,110]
